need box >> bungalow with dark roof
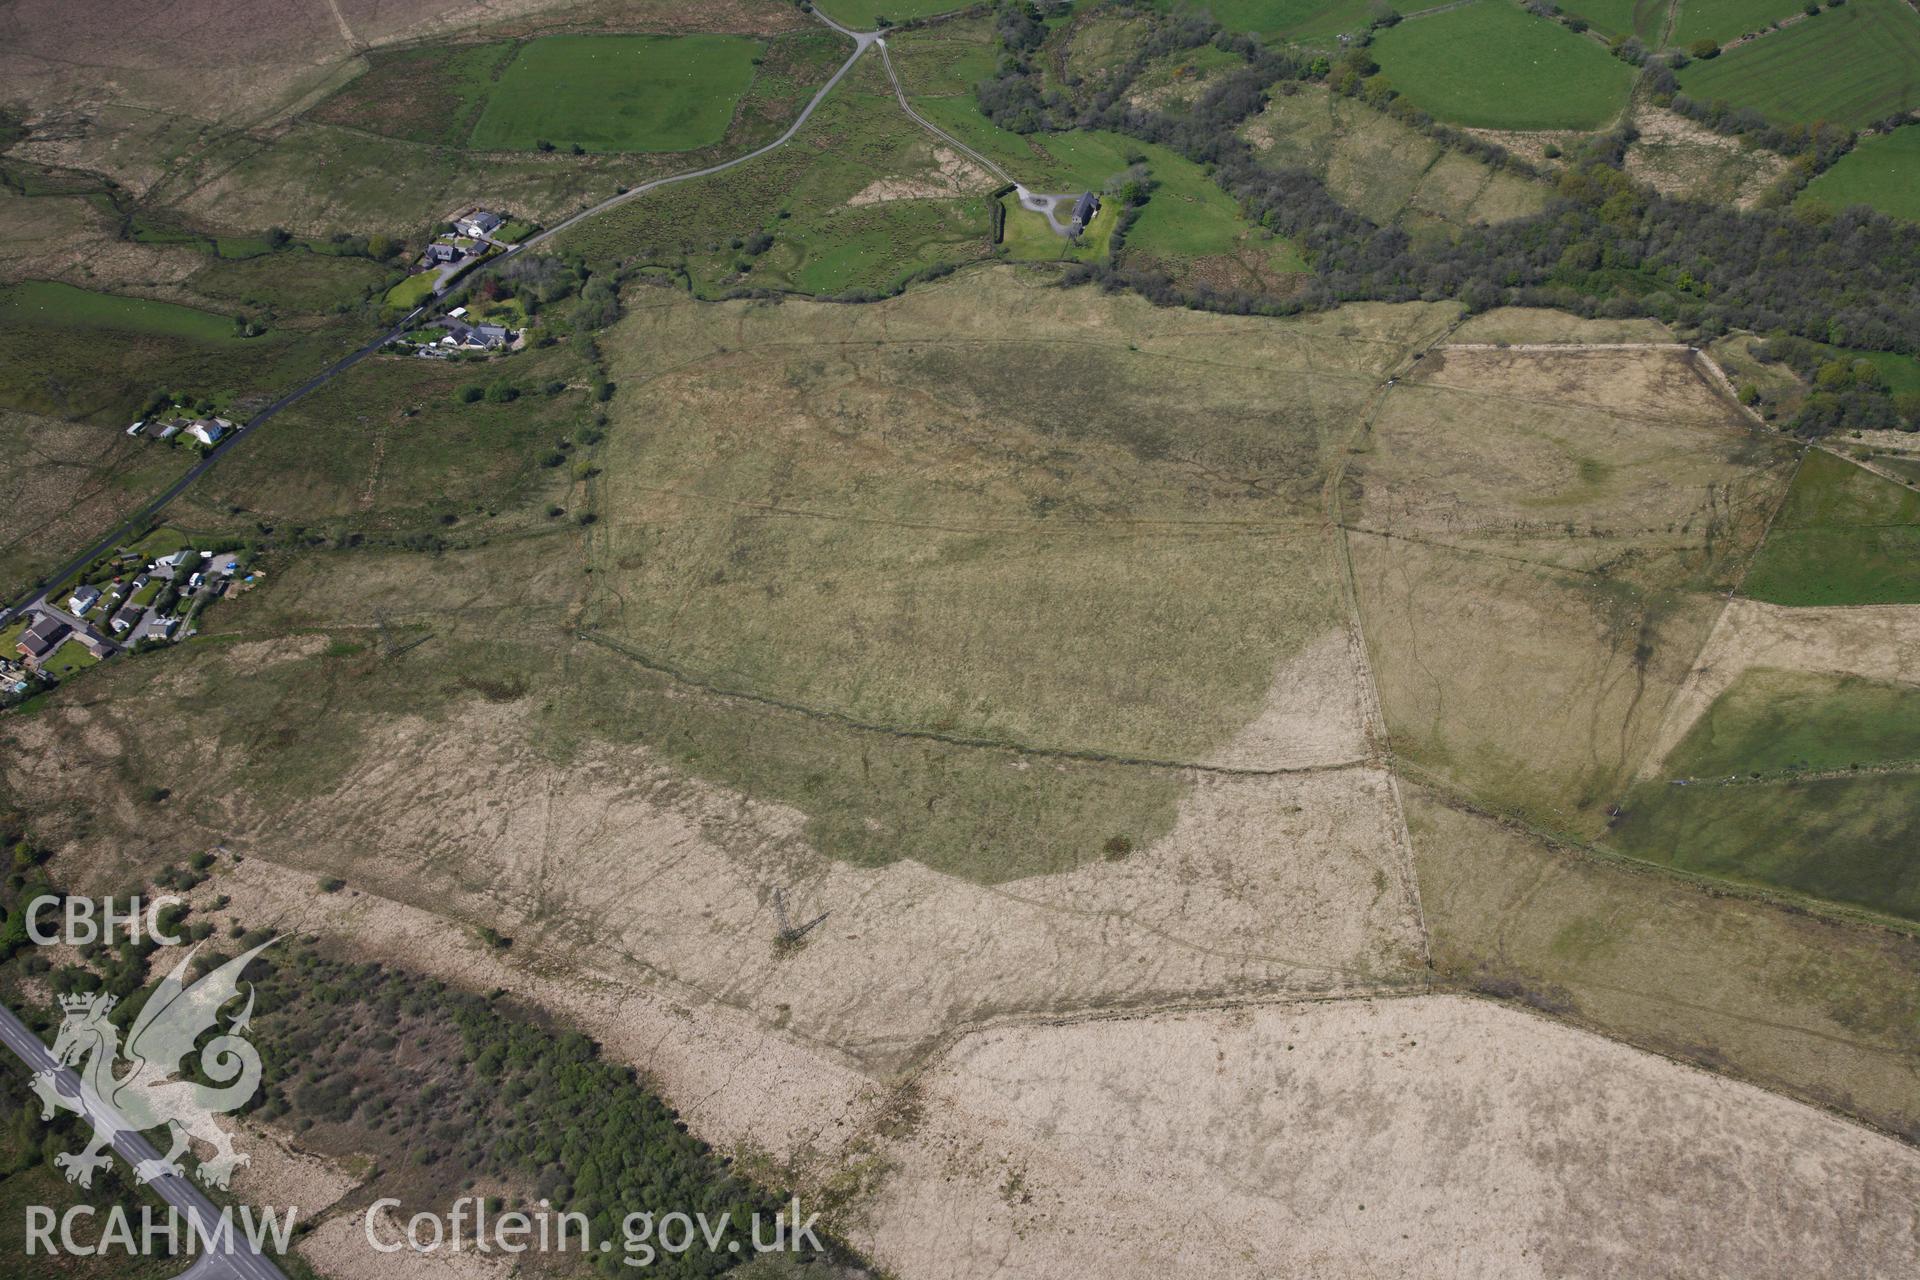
[425,242,462,265]
[16,614,69,664]
[435,318,511,350]
[1070,191,1100,233]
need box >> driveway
[1015,187,1088,237]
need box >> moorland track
[578,630,1370,780]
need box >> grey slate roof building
[1070,191,1100,231]
[458,210,503,237]
[436,318,511,348]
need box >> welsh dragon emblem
[31,939,274,1190]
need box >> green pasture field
[1653,669,1920,778]
[1370,1,1635,130]
[1127,181,1290,260]
[1611,771,1920,922]
[1151,0,1377,40]
[1559,0,1668,41]
[1675,0,1920,129]
[1741,449,1920,605]
[0,281,239,343]
[1671,0,1811,46]
[384,272,440,309]
[1856,348,1920,395]
[814,0,975,24]
[470,35,764,153]
[309,28,846,171]
[1800,126,1920,223]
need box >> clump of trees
[978,0,1920,436]
[241,946,851,1277]
[1752,335,1920,435]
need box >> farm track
[873,37,1011,185]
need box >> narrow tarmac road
[0,1001,287,1280]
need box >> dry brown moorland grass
[0,565,1421,1073]
[170,853,1920,1280]
[4,279,1915,1278]
[1408,784,1920,1141]
[1348,345,1795,829]
[1450,306,1675,345]
[0,0,809,232]
[0,282,1441,1062]
[1625,106,1791,209]
[864,994,1920,1280]
[589,275,1456,763]
[0,410,191,597]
